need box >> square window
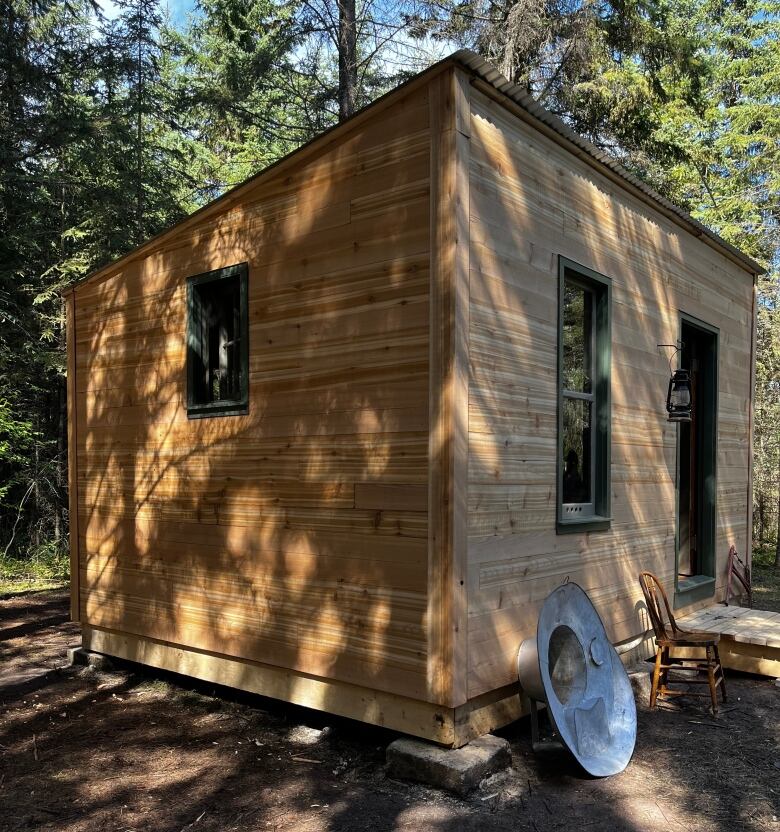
[186,263,249,418]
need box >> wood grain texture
[68,62,757,735]
[746,281,758,570]
[72,83,434,703]
[464,84,756,699]
[426,68,470,708]
[83,625,455,745]
[354,483,427,511]
[83,624,527,748]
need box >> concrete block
[67,646,114,671]
[386,734,511,796]
[627,667,652,704]
[287,725,331,746]
[66,646,83,666]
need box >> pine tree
[101,0,192,246]
[0,0,97,555]
[408,0,720,191]
[295,0,418,127]
[662,0,780,563]
[174,0,308,197]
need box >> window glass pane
[206,277,240,402]
[562,397,592,504]
[193,274,242,404]
[562,282,593,393]
[188,265,247,415]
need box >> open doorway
[677,316,718,597]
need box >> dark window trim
[556,257,612,534]
[674,312,719,609]
[186,262,249,419]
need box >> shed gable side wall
[465,87,754,698]
[71,84,433,702]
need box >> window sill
[674,575,716,609]
[556,516,611,535]
[187,401,248,419]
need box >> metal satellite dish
[517,582,636,776]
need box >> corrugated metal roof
[451,49,763,275]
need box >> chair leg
[660,646,670,694]
[650,646,663,709]
[705,645,718,715]
[713,644,727,703]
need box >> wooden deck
[678,605,780,678]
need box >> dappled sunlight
[463,75,755,709]
[69,80,434,723]
[2,595,776,832]
[64,59,757,795]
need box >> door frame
[674,312,719,608]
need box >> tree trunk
[337,0,356,121]
[55,182,66,546]
[135,0,144,244]
[775,456,780,568]
[56,296,67,545]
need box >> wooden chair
[725,545,752,608]
[638,571,727,714]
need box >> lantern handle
[657,341,685,377]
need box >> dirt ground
[1,590,778,832]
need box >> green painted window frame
[186,262,249,419]
[674,312,718,609]
[556,257,612,534]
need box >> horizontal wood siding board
[82,624,527,747]
[354,483,428,511]
[84,626,458,745]
[73,83,434,704]
[465,87,754,698]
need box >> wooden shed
[65,51,762,747]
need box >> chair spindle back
[638,571,680,641]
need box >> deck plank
[678,605,780,676]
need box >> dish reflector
[517,582,636,776]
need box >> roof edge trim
[452,49,763,276]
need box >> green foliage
[752,542,780,610]
[176,0,308,197]
[0,0,778,571]
[0,540,70,595]
[409,0,710,175]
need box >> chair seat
[657,629,720,648]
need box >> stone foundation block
[386,734,511,796]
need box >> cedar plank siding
[66,58,757,743]
[71,83,433,703]
[464,83,754,700]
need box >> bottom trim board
[82,626,528,748]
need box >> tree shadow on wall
[75,83,435,735]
